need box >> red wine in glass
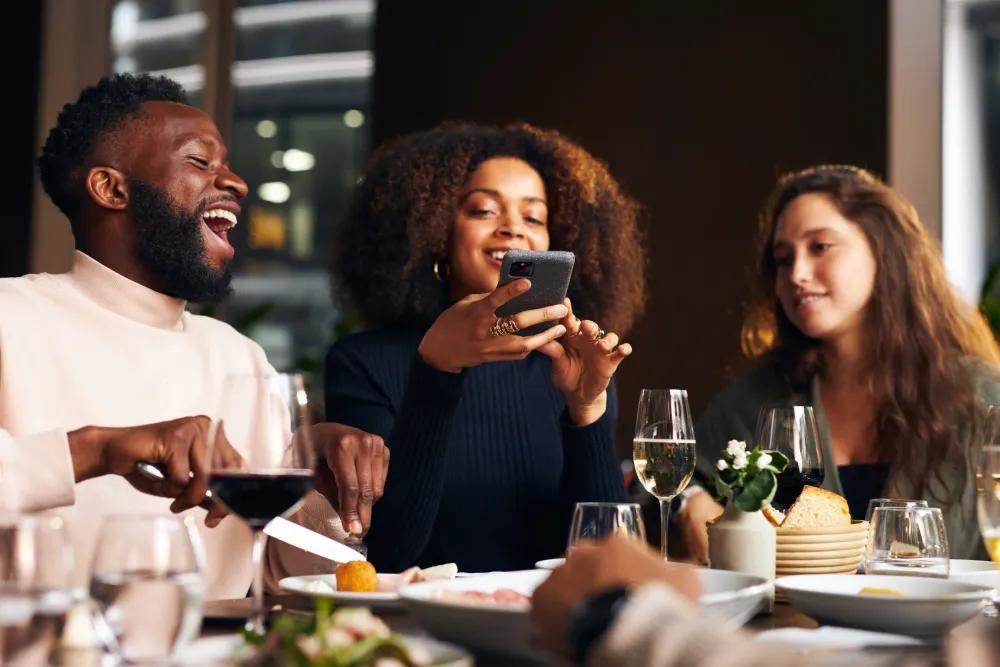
[208,470,315,529]
[772,467,825,510]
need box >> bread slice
[780,485,851,529]
[762,505,786,527]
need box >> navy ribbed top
[324,328,626,573]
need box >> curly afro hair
[334,122,647,335]
[38,73,187,218]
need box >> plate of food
[399,566,770,660]
[226,601,472,666]
[279,561,458,610]
[775,573,993,636]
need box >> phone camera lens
[510,261,534,277]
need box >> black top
[837,463,891,520]
[324,328,626,573]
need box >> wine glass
[632,389,696,559]
[90,515,204,665]
[0,515,74,666]
[754,405,824,510]
[206,372,316,634]
[978,444,1000,568]
[567,502,646,549]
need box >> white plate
[949,559,996,575]
[400,567,770,660]
[278,573,404,609]
[534,557,564,570]
[173,633,473,666]
[775,574,993,636]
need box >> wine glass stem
[659,497,671,560]
[247,529,267,634]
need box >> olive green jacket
[694,358,1000,560]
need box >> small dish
[775,573,992,636]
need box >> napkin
[753,626,923,648]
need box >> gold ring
[592,328,606,341]
[488,315,520,337]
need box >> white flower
[756,452,773,469]
[725,440,747,457]
[732,451,749,470]
[716,459,729,471]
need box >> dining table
[194,594,1000,667]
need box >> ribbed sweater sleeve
[560,381,627,504]
[326,341,465,571]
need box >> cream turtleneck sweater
[0,251,311,599]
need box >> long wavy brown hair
[742,165,1000,501]
[332,122,646,335]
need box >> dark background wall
[373,0,888,452]
[2,3,42,278]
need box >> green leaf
[713,475,731,501]
[733,471,777,512]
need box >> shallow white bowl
[400,567,770,660]
[775,574,993,636]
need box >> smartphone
[496,250,575,336]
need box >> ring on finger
[488,315,520,337]
[592,327,606,341]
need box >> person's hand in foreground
[531,535,701,657]
[312,422,390,537]
[69,416,242,527]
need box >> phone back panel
[496,250,575,336]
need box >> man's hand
[68,416,242,527]
[531,535,701,656]
[675,490,724,565]
[312,423,390,537]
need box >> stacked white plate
[776,520,869,576]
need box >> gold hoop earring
[432,259,450,283]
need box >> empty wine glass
[0,515,74,666]
[567,502,646,549]
[632,389,696,559]
[206,372,316,634]
[90,515,204,664]
[755,405,824,510]
[864,506,949,578]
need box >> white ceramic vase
[708,502,775,608]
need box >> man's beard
[130,179,233,303]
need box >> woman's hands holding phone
[418,278,569,373]
[539,298,632,426]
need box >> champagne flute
[755,405,824,510]
[978,444,1000,568]
[632,389,696,559]
[206,372,316,634]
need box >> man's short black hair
[37,73,187,218]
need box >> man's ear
[85,166,129,211]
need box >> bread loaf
[780,485,851,528]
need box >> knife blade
[263,516,368,563]
[136,461,367,563]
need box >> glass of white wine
[633,388,697,559]
[978,444,1000,568]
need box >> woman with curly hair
[676,165,1000,562]
[326,122,646,572]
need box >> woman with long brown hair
[325,122,646,572]
[678,165,1000,561]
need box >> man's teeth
[488,250,507,261]
[203,209,237,230]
